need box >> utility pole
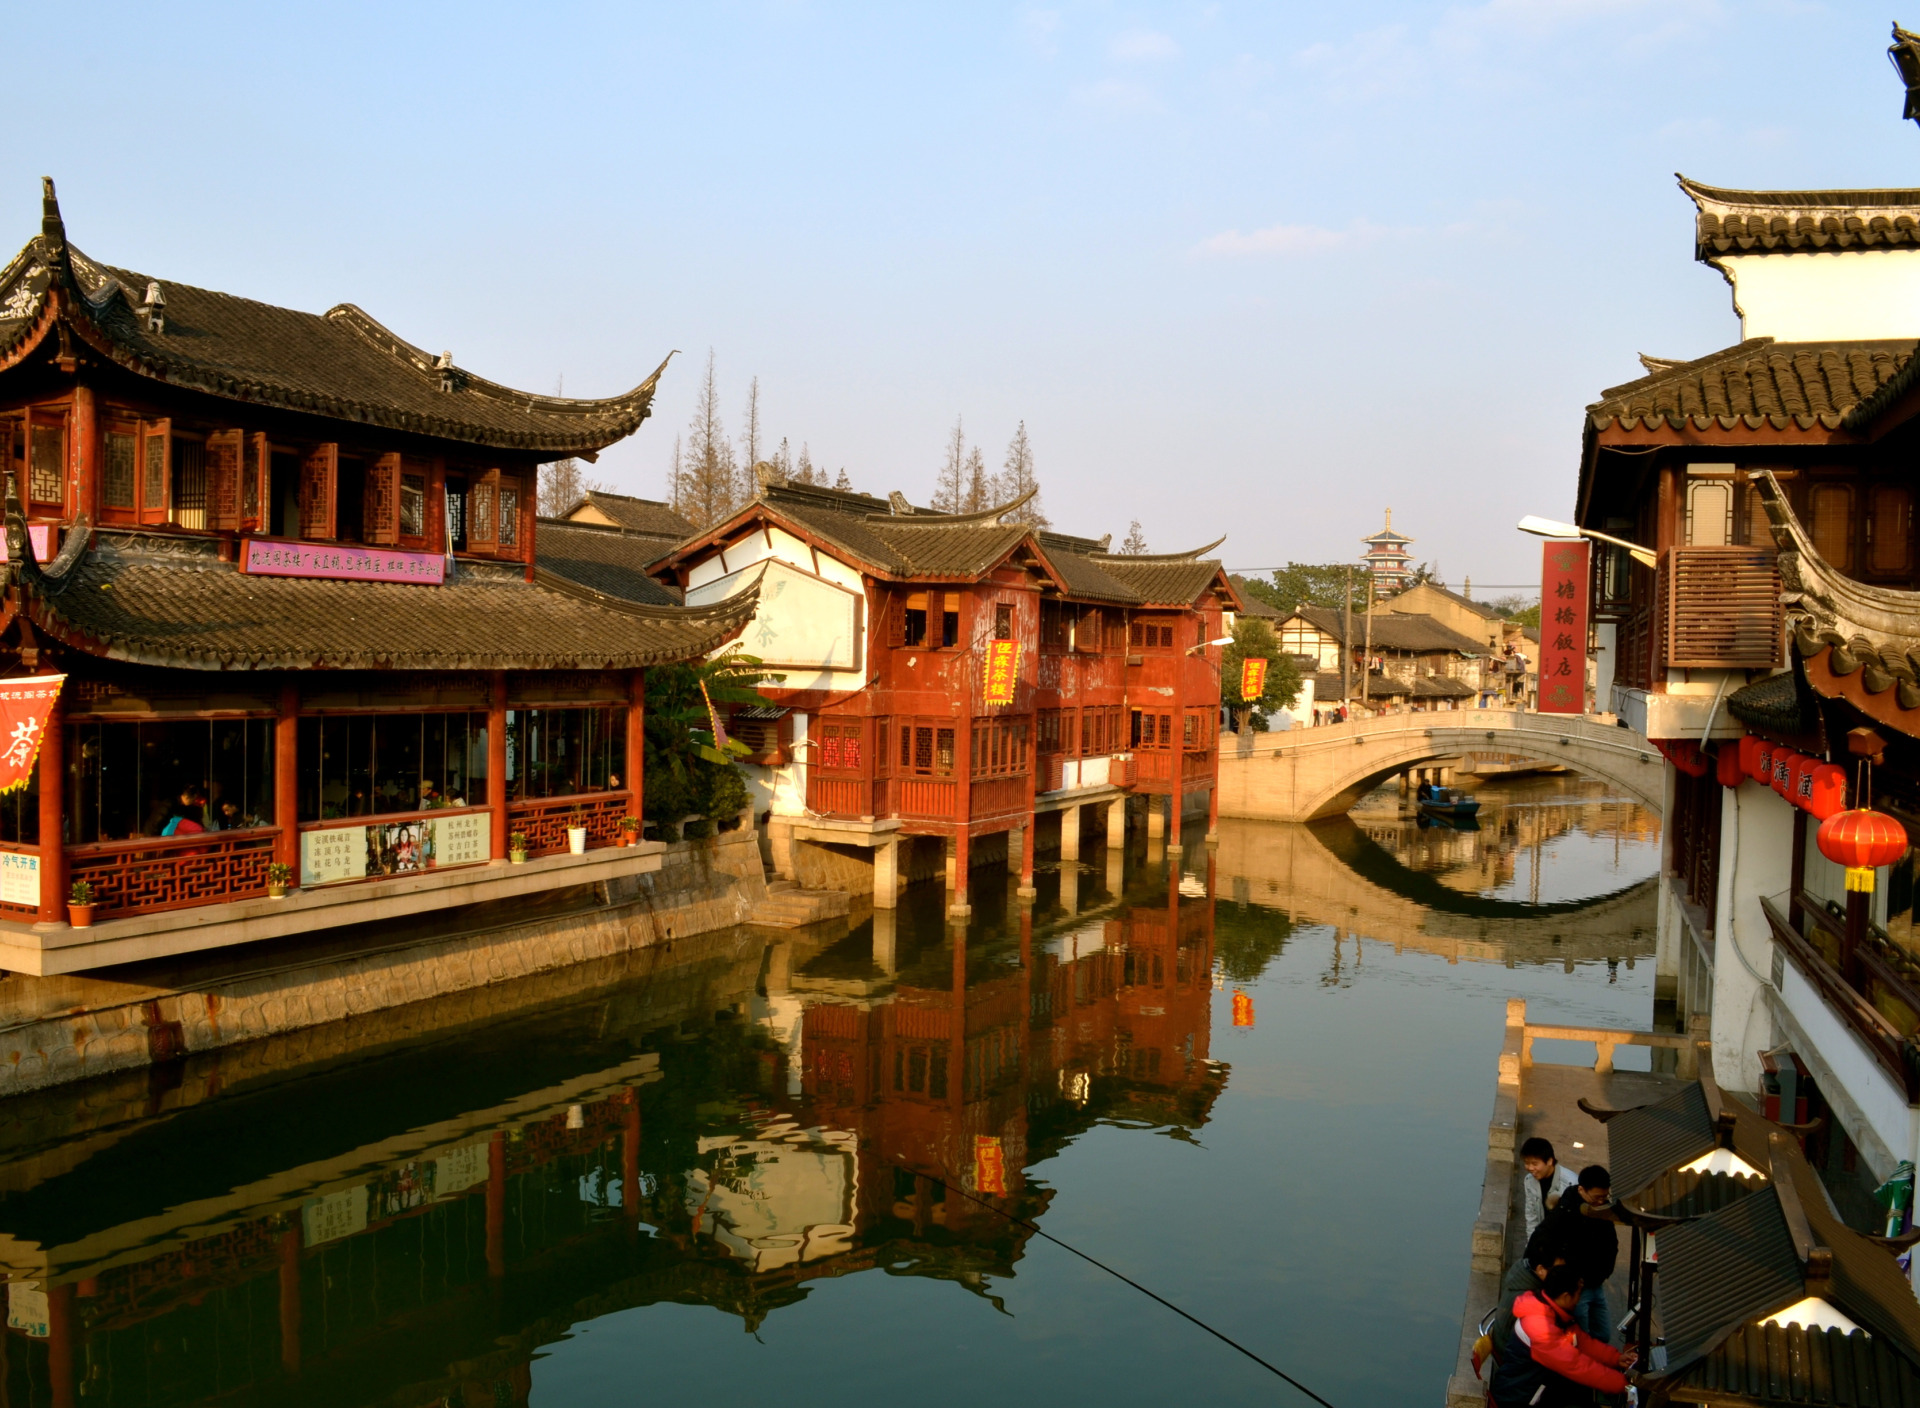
[1362,565,1375,713]
[1342,565,1352,711]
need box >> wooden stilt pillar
[47,1281,74,1408]
[627,670,646,840]
[277,682,300,883]
[489,672,509,863]
[37,699,63,925]
[278,1227,302,1375]
[622,1088,642,1231]
[1168,787,1184,857]
[949,829,971,919]
[1017,819,1036,900]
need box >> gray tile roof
[1587,337,1913,433]
[0,182,663,456]
[20,528,751,671]
[536,520,684,606]
[566,492,696,539]
[1279,606,1483,655]
[1681,175,1920,257]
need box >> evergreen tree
[675,350,738,528]
[770,436,794,483]
[995,421,1047,527]
[933,418,966,512]
[1119,520,1149,554]
[834,468,853,492]
[796,443,827,486]
[737,376,763,504]
[668,434,684,514]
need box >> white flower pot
[567,826,588,855]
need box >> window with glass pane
[28,422,63,506]
[1684,479,1732,546]
[103,431,136,510]
[400,473,426,537]
[1870,485,1912,575]
[297,712,490,820]
[1810,484,1854,572]
[504,706,627,800]
[66,718,275,842]
[0,770,36,845]
[498,479,519,547]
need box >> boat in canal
[1415,786,1481,821]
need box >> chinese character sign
[973,1134,1008,1195]
[1537,541,1590,715]
[983,640,1022,706]
[0,675,63,794]
[1239,656,1268,702]
[242,537,446,585]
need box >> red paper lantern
[1753,741,1776,785]
[1716,744,1746,788]
[1790,754,1818,809]
[1739,735,1765,779]
[1772,749,1798,799]
[1806,764,1847,821]
[1817,809,1910,892]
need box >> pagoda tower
[1360,509,1415,598]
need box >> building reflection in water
[0,854,1222,1408]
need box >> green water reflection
[0,774,1657,1407]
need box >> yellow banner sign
[983,639,1021,706]
[974,1134,1007,1194]
[1240,657,1268,701]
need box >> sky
[4,1,1913,590]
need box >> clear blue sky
[4,2,1910,589]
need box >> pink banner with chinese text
[242,538,446,585]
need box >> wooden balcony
[1762,895,1920,1103]
[970,776,1028,821]
[806,774,869,819]
[68,828,280,922]
[1662,546,1783,670]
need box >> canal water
[0,773,1657,1408]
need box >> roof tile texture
[1589,339,1913,430]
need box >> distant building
[1272,605,1492,713]
[1360,509,1416,598]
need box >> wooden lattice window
[364,453,401,547]
[898,720,955,777]
[1810,483,1854,572]
[467,469,500,553]
[970,719,1028,778]
[103,427,137,512]
[994,602,1012,640]
[817,720,863,772]
[172,438,208,530]
[1080,706,1122,756]
[300,443,338,541]
[498,475,520,549]
[1037,709,1066,753]
[1040,600,1068,651]
[27,411,64,509]
[400,469,427,540]
[242,433,264,528]
[140,419,170,524]
[206,430,242,531]
[1129,619,1176,650]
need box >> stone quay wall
[0,831,769,1100]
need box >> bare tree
[737,376,763,504]
[769,436,793,483]
[962,445,990,512]
[933,417,966,512]
[1119,520,1149,554]
[668,433,684,514]
[674,349,739,528]
[537,374,606,515]
[994,421,1047,527]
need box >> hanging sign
[983,640,1021,706]
[241,538,446,585]
[1537,541,1590,714]
[0,675,63,794]
[973,1134,1007,1195]
[1232,989,1255,1027]
[1240,657,1268,701]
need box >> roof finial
[1891,22,1920,125]
[39,177,63,244]
[1384,506,1392,529]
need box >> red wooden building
[649,480,1242,916]
[0,180,753,974]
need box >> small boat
[1416,787,1482,820]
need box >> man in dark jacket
[1542,1164,1620,1343]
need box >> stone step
[747,885,852,928]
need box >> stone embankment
[0,830,771,1099]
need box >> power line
[926,1169,1342,1408]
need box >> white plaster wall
[767,714,808,817]
[1710,780,1796,1097]
[1718,249,1920,342]
[1593,622,1616,706]
[684,532,869,694]
[1773,962,1912,1183]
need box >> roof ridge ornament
[868,486,1037,526]
[1891,22,1920,125]
[141,281,166,334]
[887,491,915,516]
[40,177,63,244]
[1090,533,1228,562]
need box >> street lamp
[1186,636,1234,657]
[1516,515,1657,568]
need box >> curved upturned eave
[1088,534,1228,564]
[1756,470,1920,647]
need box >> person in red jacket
[1488,1265,1634,1406]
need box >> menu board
[0,850,38,907]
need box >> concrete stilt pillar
[1106,846,1124,895]
[1107,796,1126,848]
[1400,771,1411,794]
[874,837,900,909]
[1061,863,1080,914]
[1146,802,1165,839]
[872,906,898,973]
[1062,803,1082,861]
[948,831,971,919]
[1007,827,1024,873]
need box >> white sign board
[303,1185,370,1247]
[301,826,363,887]
[7,1280,47,1337]
[0,851,38,906]
[434,811,490,867]
[689,559,860,671]
[301,812,491,887]
[436,1142,491,1196]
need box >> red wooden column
[47,1281,75,1408]
[627,670,646,838]
[276,682,300,882]
[38,698,64,925]
[70,385,97,522]
[485,1130,507,1279]
[950,709,973,919]
[489,672,509,861]
[277,1227,302,1375]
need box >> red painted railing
[1183,749,1214,782]
[1133,750,1172,784]
[807,775,867,819]
[68,828,280,920]
[1038,753,1067,793]
[507,793,630,857]
[970,776,1029,821]
[884,778,959,820]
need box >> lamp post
[1515,515,1656,567]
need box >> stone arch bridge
[1215,712,1663,823]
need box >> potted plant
[567,805,588,855]
[266,862,292,899]
[619,815,641,847]
[509,831,528,864]
[68,879,97,929]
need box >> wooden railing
[1038,753,1067,794]
[506,792,629,857]
[68,828,280,920]
[970,776,1029,821]
[1663,546,1783,670]
[882,778,959,821]
[1134,750,1172,784]
[807,775,866,819]
[1762,895,1920,1103]
[1182,749,1213,782]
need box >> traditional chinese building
[1360,509,1416,598]
[646,477,1242,916]
[1576,31,1920,1273]
[0,180,753,975]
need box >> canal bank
[0,772,1659,1408]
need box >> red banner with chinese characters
[1538,540,1591,715]
[1232,990,1254,1027]
[973,1134,1007,1194]
[0,675,63,793]
[983,640,1021,706]
[1240,656,1268,702]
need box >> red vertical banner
[973,1134,1007,1194]
[1537,540,1591,715]
[0,675,64,792]
[1239,657,1268,701]
[1232,989,1254,1027]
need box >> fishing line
[917,1166,1341,1408]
